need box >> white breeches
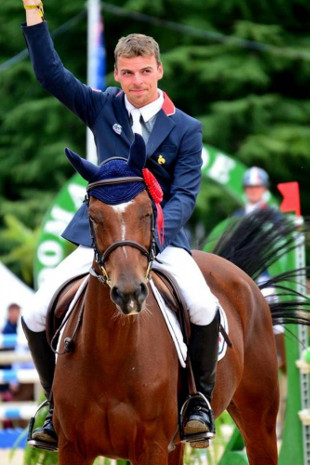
[22,246,93,332]
[22,245,218,332]
[152,246,218,325]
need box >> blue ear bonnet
[65,134,147,205]
[88,158,146,205]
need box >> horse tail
[207,207,310,326]
[259,269,310,326]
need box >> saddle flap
[151,269,191,344]
[46,273,88,345]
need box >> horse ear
[65,148,100,182]
[127,134,147,172]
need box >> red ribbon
[142,168,165,245]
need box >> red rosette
[142,168,163,203]
[142,168,165,245]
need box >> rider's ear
[65,148,100,182]
[127,134,147,173]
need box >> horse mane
[207,208,310,326]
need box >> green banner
[33,173,87,289]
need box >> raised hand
[23,0,45,24]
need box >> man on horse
[21,0,220,449]
[233,167,285,368]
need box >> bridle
[85,177,156,287]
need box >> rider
[21,0,220,449]
[233,166,277,286]
[234,166,271,217]
[233,166,285,359]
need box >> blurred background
[1,2,310,462]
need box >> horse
[51,136,310,465]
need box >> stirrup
[27,400,58,452]
[28,438,58,452]
[180,392,215,443]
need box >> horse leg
[228,401,278,465]
[58,441,94,465]
[228,350,279,464]
[168,444,185,465]
[131,441,182,465]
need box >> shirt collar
[125,89,164,122]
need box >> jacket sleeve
[158,118,203,252]
[22,21,104,127]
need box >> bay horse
[51,136,309,465]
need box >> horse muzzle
[110,282,148,315]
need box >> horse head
[65,135,162,315]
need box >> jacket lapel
[146,110,175,157]
[146,93,176,157]
[112,91,133,144]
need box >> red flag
[277,182,301,216]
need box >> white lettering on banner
[201,146,210,169]
[68,183,87,210]
[37,240,63,267]
[44,206,74,235]
[208,154,236,184]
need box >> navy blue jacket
[22,22,203,253]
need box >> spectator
[1,303,21,427]
[2,303,21,335]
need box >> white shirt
[124,89,164,123]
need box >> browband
[87,176,144,192]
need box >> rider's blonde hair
[114,33,161,67]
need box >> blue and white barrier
[0,402,37,421]
[0,428,27,448]
[0,350,33,364]
[0,334,18,349]
[0,336,40,450]
[0,368,39,385]
[0,428,27,449]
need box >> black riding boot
[21,317,58,446]
[184,309,220,448]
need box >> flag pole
[86,0,101,163]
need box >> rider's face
[114,55,163,108]
[244,185,267,204]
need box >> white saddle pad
[150,279,229,368]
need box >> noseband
[85,177,156,287]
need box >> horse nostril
[111,286,122,306]
[136,282,148,304]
